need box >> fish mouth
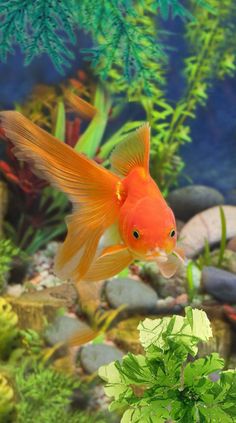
[145,248,169,262]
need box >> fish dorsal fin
[110,123,150,177]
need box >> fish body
[0,107,184,285]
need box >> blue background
[0,22,235,200]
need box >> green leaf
[54,101,66,142]
[186,261,201,302]
[184,353,224,386]
[138,307,212,355]
[75,85,111,157]
[217,206,227,267]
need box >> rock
[6,284,24,297]
[167,185,224,222]
[180,205,236,258]
[202,266,236,304]
[156,272,186,299]
[227,237,236,253]
[26,242,64,290]
[4,283,78,331]
[198,318,232,360]
[105,278,158,313]
[45,315,91,346]
[176,219,185,234]
[76,280,105,316]
[210,250,236,274]
[80,344,124,374]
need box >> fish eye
[169,229,176,238]
[132,229,140,239]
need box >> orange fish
[0,107,184,285]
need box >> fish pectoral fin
[156,249,185,279]
[82,244,133,282]
[110,123,150,177]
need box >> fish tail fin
[0,111,122,282]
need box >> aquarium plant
[0,297,18,360]
[99,307,236,422]
[0,297,116,422]
[0,0,214,80]
[0,373,14,423]
[0,239,20,293]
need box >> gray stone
[105,277,158,312]
[202,266,236,304]
[180,206,236,258]
[80,344,124,374]
[45,315,91,346]
[167,185,224,222]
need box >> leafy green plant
[0,373,14,423]
[99,307,236,422]
[0,298,19,359]
[0,239,21,292]
[4,187,68,255]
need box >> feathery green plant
[0,0,215,83]
[107,0,236,192]
[15,361,80,423]
[0,0,76,74]
[150,0,236,191]
[99,307,236,422]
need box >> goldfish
[0,102,184,285]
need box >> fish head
[119,196,177,259]
[119,196,185,278]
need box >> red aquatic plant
[0,142,48,196]
[65,117,81,148]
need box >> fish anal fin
[82,245,133,282]
[110,123,150,177]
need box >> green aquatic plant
[0,239,20,293]
[151,0,236,191]
[0,373,14,423]
[186,260,201,303]
[4,187,69,255]
[99,307,236,422]
[15,361,80,422]
[107,0,236,192]
[0,297,18,359]
[196,206,227,270]
[217,206,227,268]
[0,0,214,81]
